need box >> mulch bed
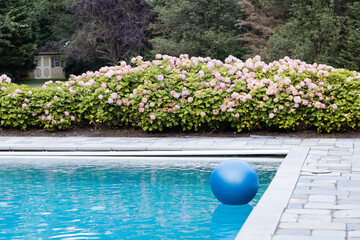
[0,126,359,138]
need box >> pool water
[0,158,279,239]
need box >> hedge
[1,54,359,132]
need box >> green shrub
[0,55,359,133]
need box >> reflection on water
[0,159,279,239]
[211,204,253,239]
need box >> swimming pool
[0,158,280,239]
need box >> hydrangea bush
[0,54,359,132]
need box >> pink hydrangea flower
[60,119,65,123]
[22,103,27,108]
[332,104,338,110]
[269,113,275,119]
[157,75,164,81]
[200,112,206,117]
[64,111,69,116]
[150,114,156,120]
[111,93,118,99]
[198,70,205,78]
[98,94,103,100]
[108,99,114,104]
[41,116,46,121]
[47,116,52,121]
[71,116,75,121]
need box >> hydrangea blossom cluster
[0,54,359,132]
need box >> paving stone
[287,203,303,209]
[300,139,319,146]
[112,145,148,151]
[349,231,360,238]
[293,189,349,196]
[273,236,343,240]
[285,209,331,215]
[276,229,311,235]
[309,150,329,155]
[246,139,266,146]
[278,222,346,230]
[338,200,360,205]
[283,139,302,145]
[305,203,360,210]
[338,187,360,192]
[298,182,335,187]
[328,151,353,156]
[310,146,332,150]
[76,145,113,151]
[291,194,309,199]
[298,214,332,223]
[338,195,360,200]
[337,180,360,186]
[312,179,337,184]
[333,218,360,224]
[333,210,360,218]
[289,198,308,204]
[312,230,346,238]
[265,139,285,145]
[308,195,336,202]
[280,213,298,222]
[349,224,360,231]
[311,187,337,191]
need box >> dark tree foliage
[67,0,153,65]
[0,0,37,79]
[267,0,360,71]
[239,0,287,59]
[335,2,360,71]
[33,0,76,46]
[151,0,245,60]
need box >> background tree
[33,0,76,46]
[239,0,287,59]
[151,0,245,60]
[67,0,153,66]
[0,0,37,79]
[334,1,360,71]
[267,0,360,71]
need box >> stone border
[236,147,309,240]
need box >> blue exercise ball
[210,159,259,205]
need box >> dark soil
[0,126,359,138]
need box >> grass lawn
[14,79,67,88]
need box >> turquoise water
[0,158,279,239]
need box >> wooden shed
[27,44,66,79]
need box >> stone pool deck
[0,136,359,240]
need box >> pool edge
[235,146,309,240]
